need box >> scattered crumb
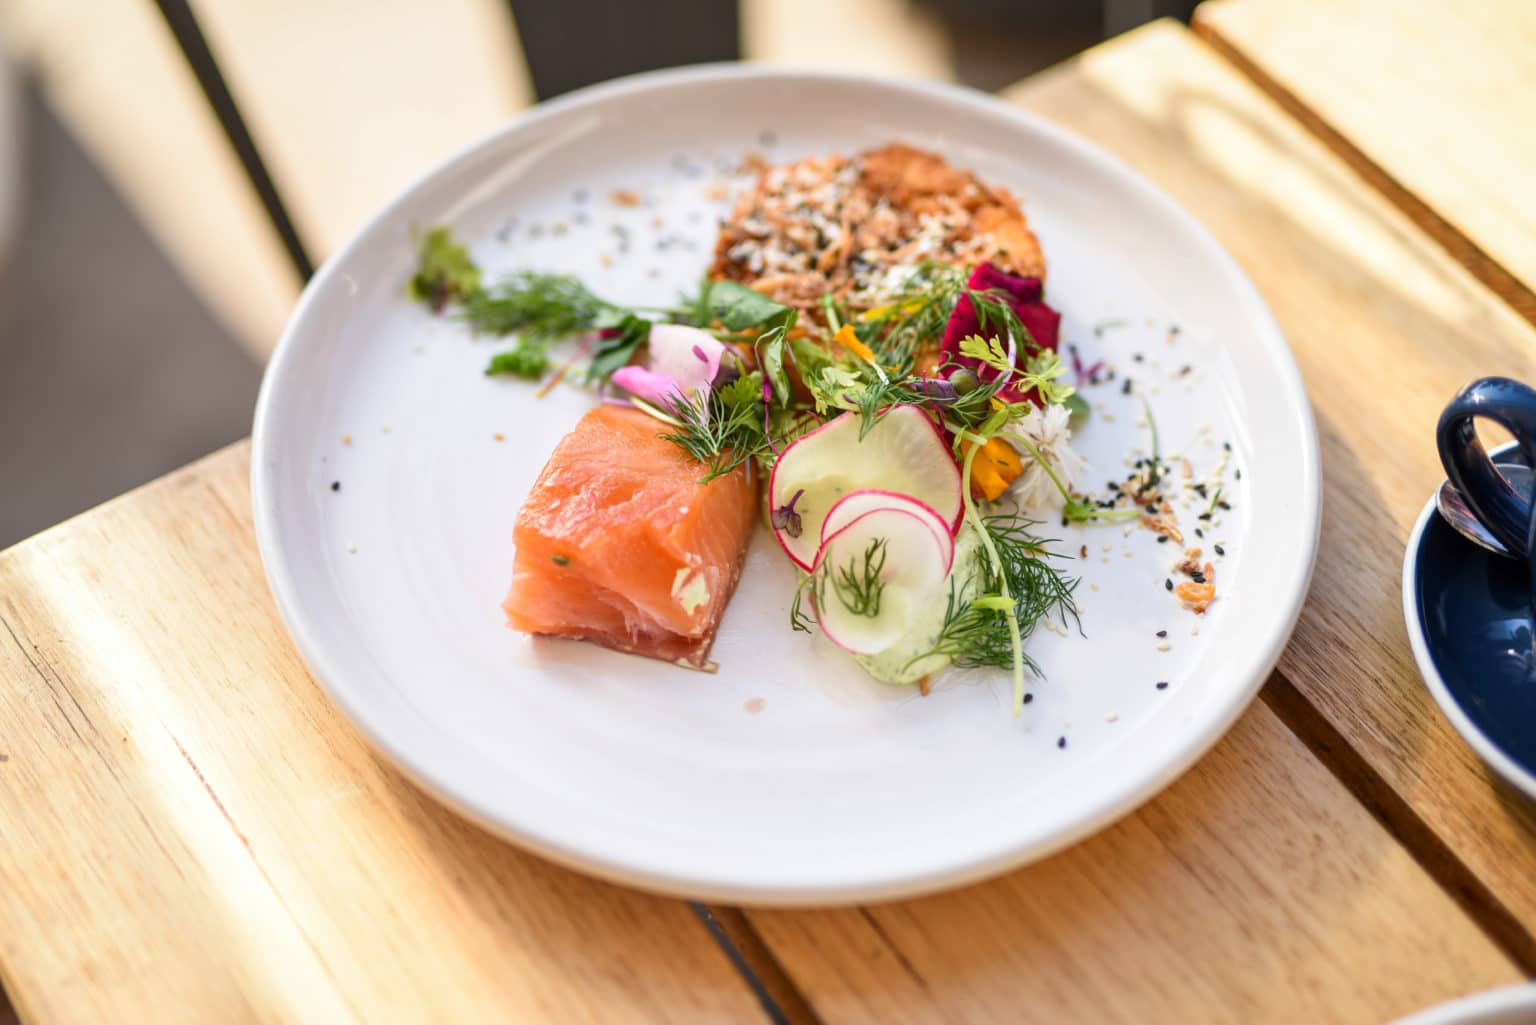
[1101,556,1110,565]
[493,433,506,442]
[744,697,765,714]
[412,344,425,354]
[1089,583,1099,592]
[918,676,932,697]
[1190,623,1200,636]
[650,215,665,230]
[600,253,615,267]
[705,183,730,201]
[341,434,352,445]
[611,189,641,207]
[380,425,391,434]
[346,543,358,554]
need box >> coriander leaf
[1061,392,1091,423]
[484,344,549,379]
[587,314,651,383]
[409,226,482,312]
[958,334,1013,375]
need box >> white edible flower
[1002,403,1087,511]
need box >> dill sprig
[921,513,1079,679]
[849,261,966,372]
[652,373,770,483]
[828,538,889,618]
[458,271,619,341]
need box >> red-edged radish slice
[822,489,955,575]
[770,406,962,571]
[811,506,950,656]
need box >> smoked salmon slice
[503,405,757,670]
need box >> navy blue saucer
[1406,444,1536,797]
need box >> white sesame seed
[1156,641,1171,651]
[1089,583,1100,592]
[1105,713,1119,723]
[1190,624,1200,636]
[1123,551,1134,559]
[347,543,358,554]
[1101,556,1110,564]
[1102,544,1113,552]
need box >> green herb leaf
[958,334,1013,375]
[484,344,549,379]
[587,315,652,383]
[409,227,482,312]
[706,280,790,331]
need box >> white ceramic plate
[1388,985,1536,1025]
[252,67,1319,904]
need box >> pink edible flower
[610,323,726,407]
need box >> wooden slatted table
[2,11,1533,1023]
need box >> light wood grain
[750,704,1519,1025]
[0,444,769,1025]
[1009,17,1536,951]
[0,0,299,356]
[1193,0,1536,324]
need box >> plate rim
[1402,445,1536,802]
[251,63,1322,904]
[1387,984,1536,1025]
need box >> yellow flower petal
[833,323,878,363]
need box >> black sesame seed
[1061,515,1069,527]
[1156,680,1169,690]
[1198,512,1213,521]
[1121,378,1133,395]
[1156,535,1168,543]
[1195,528,1204,538]
[1223,441,1231,451]
[1215,544,1226,556]
[1156,629,1167,638]
[1218,500,1232,511]
[1235,467,1242,480]
[1178,364,1192,377]
[1133,353,1145,363]
[552,554,572,566]
[1057,736,1067,749]
[1023,692,1034,705]
[1165,578,1174,591]
[330,481,340,492]
[1191,573,1206,584]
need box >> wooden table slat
[1193,0,1536,326]
[0,445,770,1025]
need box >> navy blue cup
[1436,377,1536,564]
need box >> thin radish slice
[811,506,950,656]
[770,406,962,571]
[822,489,955,575]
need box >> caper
[949,368,981,395]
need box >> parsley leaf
[484,344,549,379]
[408,227,482,312]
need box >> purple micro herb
[912,378,960,403]
[771,488,806,539]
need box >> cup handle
[1436,377,1536,557]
